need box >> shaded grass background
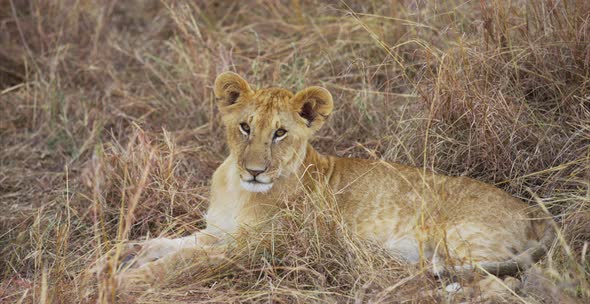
[0,0,588,303]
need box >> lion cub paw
[119,238,188,270]
[87,238,184,277]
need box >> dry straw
[1,1,588,303]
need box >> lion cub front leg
[117,242,229,289]
[120,231,221,270]
[116,233,228,288]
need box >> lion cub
[118,72,552,280]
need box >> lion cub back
[323,156,539,264]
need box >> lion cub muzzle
[239,173,273,192]
[239,159,274,193]
[237,136,275,192]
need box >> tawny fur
[113,72,552,282]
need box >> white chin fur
[240,180,273,193]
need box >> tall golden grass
[1,0,588,303]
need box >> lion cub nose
[246,168,266,177]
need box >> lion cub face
[214,72,333,192]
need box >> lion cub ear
[291,87,334,130]
[214,72,252,107]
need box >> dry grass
[1,0,589,303]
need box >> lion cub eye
[273,128,287,141]
[239,123,250,136]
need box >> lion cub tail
[439,218,556,277]
[471,218,556,276]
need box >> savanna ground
[1,0,589,303]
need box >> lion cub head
[214,72,333,193]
